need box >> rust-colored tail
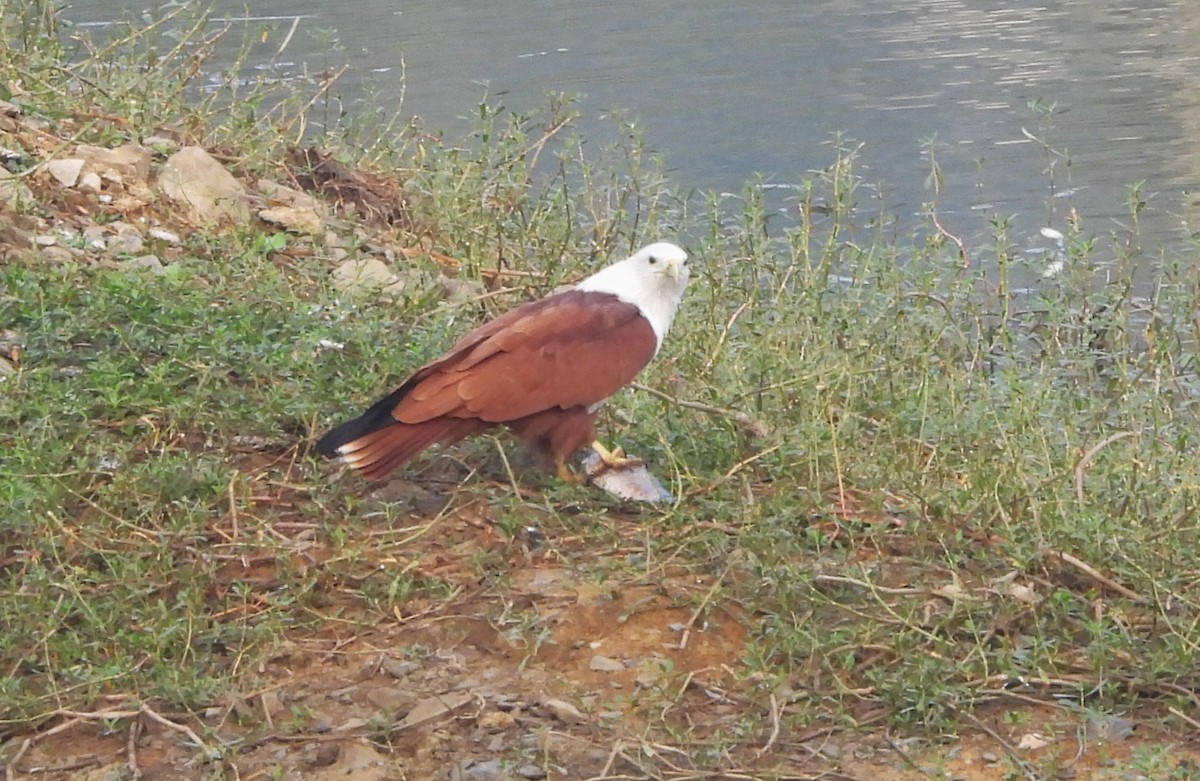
[316,391,486,479]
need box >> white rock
[45,158,85,187]
[1017,732,1050,750]
[148,227,182,244]
[259,205,324,234]
[141,134,179,152]
[78,171,102,192]
[157,146,250,225]
[75,142,152,181]
[331,258,410,300]
[258,178,319,211]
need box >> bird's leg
[556,456,586,485]
[590,440,644,470]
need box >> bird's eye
[647,256,657,265]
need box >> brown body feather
[316,290,658,479]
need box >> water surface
[71,0,1200,256]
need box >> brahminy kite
[316,242,690,483]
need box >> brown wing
[395,290,657,424]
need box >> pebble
[310,742,340,767]
[142,134,180,151]
[455,758,507,781]
[45,157,84,187]
[541,697,588,725]
[40,245,79,264]
[517,765,546,780]
[107,232,145,254]
[365,685,418,715]
[588,654,625,672]
[148,227,182,244]
[120,254,164,273]
[380,657,417,678]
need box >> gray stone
[439,274,485,303]
[588,654,625,672]
[82,225,107,249]
[365,686,418,716]
[456,759,508,781]
[310,742,390,781]
[397,692,473,730]
[540,697,587,724]
[120,255,164,273]
[78,171,102,191]
[40,245,80,264]
[380,657,418,679]
[107,232,145,255]
[1086,714,1135,743]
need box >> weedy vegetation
[3,0,1200,778]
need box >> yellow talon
[590,441,643,470]
[556,457,586,485]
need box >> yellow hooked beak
[664,257,682,282]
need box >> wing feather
[395,290,657,424]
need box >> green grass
[5,0,1200,761]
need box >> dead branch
[631,382,769,440]
[1047,548,1148,604]
[4,703,218,781]
[1073,431,1138,502]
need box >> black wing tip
[315,385,412,458]
[314,422,351,457]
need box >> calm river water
[73,0,1200,259]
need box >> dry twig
[4,703,217,781]
[1074,431,1138,501]
[953,707,1045,781]
[1047,548,1148,604]
[756,692,782,757]
[674,566,729,651]
[631,382,768,440]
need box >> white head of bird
[575,242,690,351]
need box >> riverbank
[3,5,1200,780]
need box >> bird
[315,242,690,484]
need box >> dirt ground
[7,482,1200,781]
